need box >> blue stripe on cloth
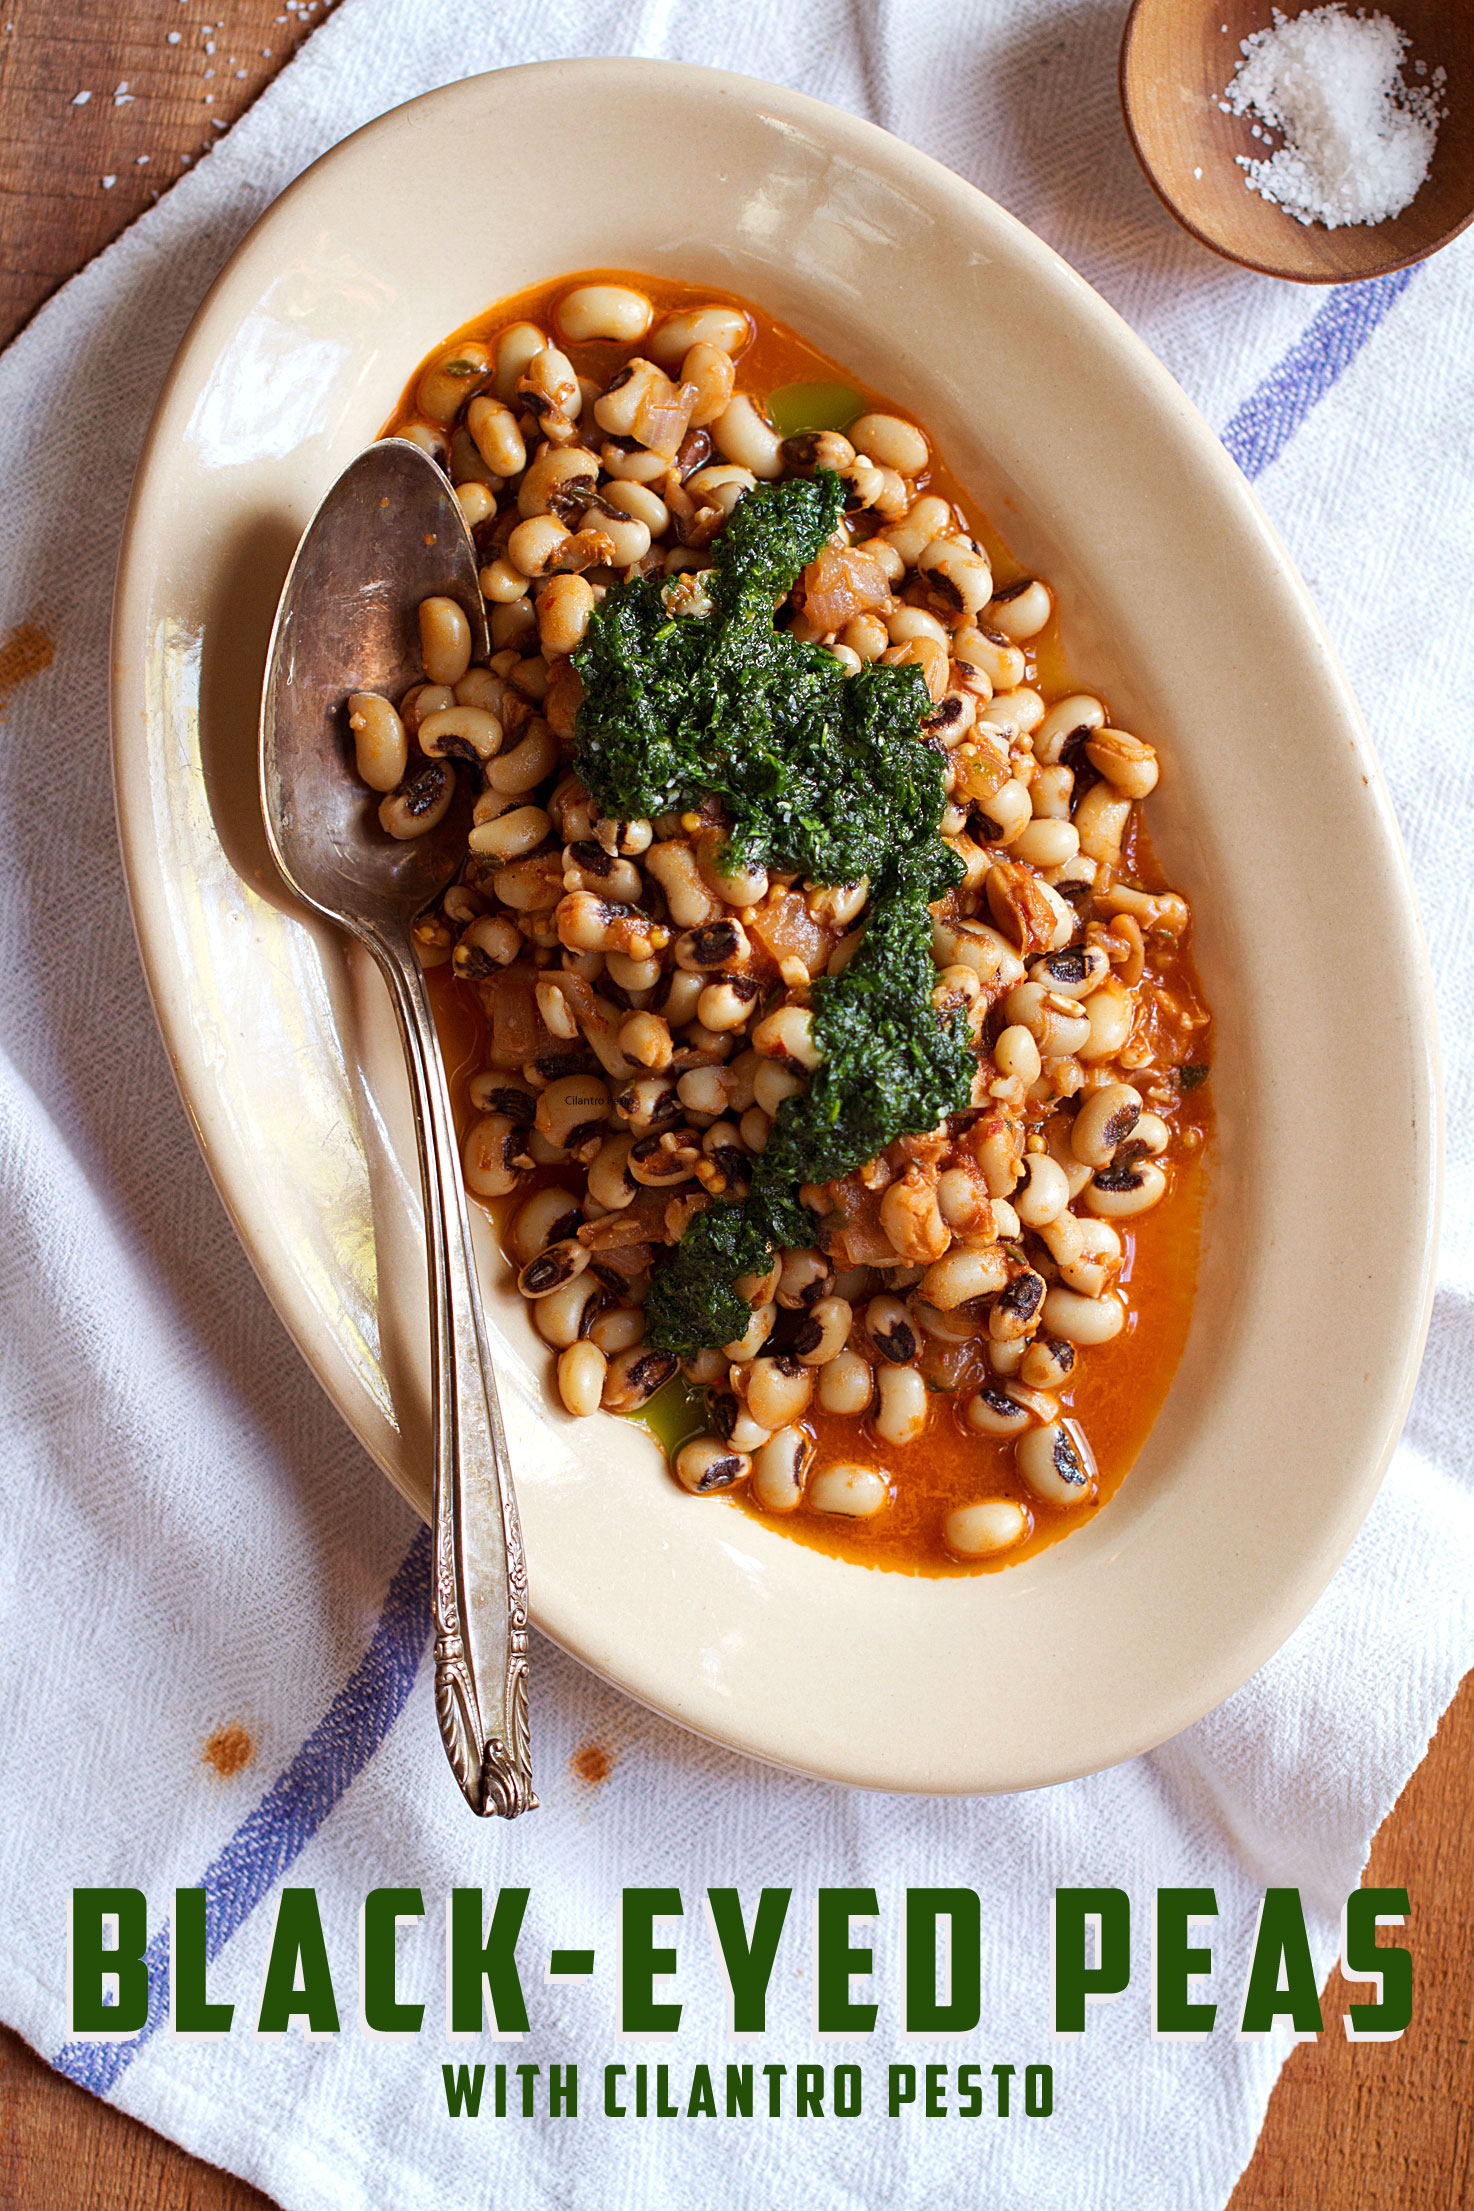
[1221,267,1418,480]
[44,258,1418,2107]
[50,1523,433,2094]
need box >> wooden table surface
[0,5,1468,2203]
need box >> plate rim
[110,56,1444,1792]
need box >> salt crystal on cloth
[0,5,1472,2210]
[1227,4,1443,227]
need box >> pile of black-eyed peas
[347,276,1208,1568]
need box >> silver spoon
[259,437,536,1820]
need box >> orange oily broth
[394,272,1213,1574]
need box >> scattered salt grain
[1224,5,1444,229]
[167,29,181,41]
[113,80,134,105]
[71,89,92,106]
[101,175,116,189]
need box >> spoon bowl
[260,437,480,933]
[1121,0,1474,282]
[260,437,536,1820]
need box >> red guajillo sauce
[390,271,1214,1576]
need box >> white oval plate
[112,61,1440,1792]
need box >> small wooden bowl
[1121,0,1474,281]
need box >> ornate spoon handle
[370,925,536,1819]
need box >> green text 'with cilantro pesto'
[573,471,974,1352]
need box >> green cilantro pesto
[573,470,975,1352]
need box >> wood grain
[0,5,1469,2204]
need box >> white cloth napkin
[1,4,1470,2207]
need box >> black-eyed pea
[589,1306,645,1356]
[751,1004,821,1070]
[791,1297,852,1366]
[952,624,1025,692]
[1030,944,1112,1000]
[619,1011,674,1072]
[537,574,595,657]
[887,603,951,652]
[647,304,751,368]
[1030,765,1076,820]
[1044,1117,1093,1199]
[607,950,664,995]
[412,914,453,968]
[466,394,526,477]
[628,1125,702,1187]
[682,342,737,426]
[933,915,1026,990]
[479,557,531,606]
[723,1301,776,1364]
[616,1073,680,1135]
[1085,727,1159,799]
[415,341,490,424]
[744,1356,813,1430]
[849,410,929,474]
[1071,1082,1144,1167]
[1073,782,1132,868]
[417,596,473,686]
[879,1170,950,1266]
[535,1072,611,1156]
[1021,1335,1077,1390]
[1084,1158,1168,1218]
[710,394,783,478]
[1079,978,1136,1064]
[864,1294,918,1364]
[988,1268,1047,1343]
[586,1133,638,1211]
[509,1185,583,1266]
[964,1383,1031,1437]
[818,1348,875,1416]
[739,1105,771,1153]
[487,717,559,795]
[986,578,1052,641]
[462,1112,530,1198]
[1017,1420,1096,1506]
[507,515,572,580]
[677,1063,735,1120]
[533,1272,600,1349]
[918,534,992,618]
[557,1339,607,1417]
[588,504,652,565]
[1012,818,1080,870]
[919,1244,1010,1312]
[751,1427,810,1513]
[944,1498,1031,1560]
[492,321,547,401]
[808,1463,889,1518]
[874,1363,928,1446]
[347,692,408,792]
[698,974,761,1033]
[876,493,951,568]
[710,1389,772,1453]
[490,599,538,651]
[1012,1154,1072,1230]
[1034,693,1105,766]
[494,852,565,913]
[973,777,1032,846]
[674,1436,751,1495]
[980,687,1046,741]
[685,1348,728,1387]
[398,681,456,734]
[602,1347,680,1411]
[468,1068,536,1120]
[517,1238,589,1300]
[753,1061,804,1118]
[378,762,454,840]
[776,1248,831,1308]
[645,841,719,928]
[1001,983,1091,1059]
[987,1337,1027,1377]
[1040,1286,1124,1346]
[1057,1218,1122,1298]
[603,477,671,536]
[1131,1113,1171,1156]
[469,804,549,865]
[993,1024,1041,1086]
[555,282,652,345]
[841,612,890,664]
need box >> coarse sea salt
[1225,4,1444,228]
